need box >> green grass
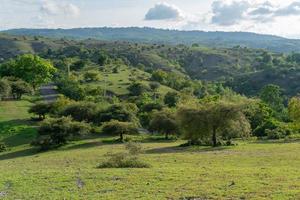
[82,65,174,96]
[0,100,300,199]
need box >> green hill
[3,27,300,53]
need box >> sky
[1,0,300,38]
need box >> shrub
[164,92,180,107]
[32,117,91,150]
[0,143,7,152]
[0,79,10,100]
[61,102,98,122]
[102,120,139,141]
[95,104,139,125]
[10,80,32,99]
[29,102,53,120]
[97,142,150,168]
[84,71,100,82]
[128,82,150,96]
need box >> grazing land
[0,99,299,200]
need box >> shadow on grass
[0,147,39,161]
[252,138,300,144]
[0,120,37,148]
[145,145,230,154]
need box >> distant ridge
[2,27,300,53]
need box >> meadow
[0,99,299,200]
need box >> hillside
[1,33,300,97]
[3,27,300,53]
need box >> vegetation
[0,31,300,199]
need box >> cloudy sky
[1,0,300,38]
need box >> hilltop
[3,27,300,53]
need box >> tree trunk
[165,132,169,140]
[212,128,217,147]
[120,133,123,142]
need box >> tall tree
[177,101,250,146]
[0,54,57,89]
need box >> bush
[164,92,180,107]
[61,102,98,122]
[29,102,53,120]
[10,80,32,99]
[102,120,139,141]
[266,127,292,140]
[0,79,10,100]
[84,71,100,82]
[32,117,91,150]
[128,82,150,96]
[0,143,7,152]
[97,142,150,168]
[95,104,139,125]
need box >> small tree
[288,97,300,122]
[102,120,139,141]
[29,102,53,120]
[84,71,100,82]
[149,110,178,139]
[61,102,98,122]
[0,79,10,100]
[164,92,180,107]
[177,101,251,146]
[33,117,91,150]
[10,80,32,99]
[259,84,284,113]
[128,82,149,96]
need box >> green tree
[259,84,284,113]
[10,80,32,99]
[1,55,57,89]
[0,79,10,100]
[288,97,300,122]
[177,101,250,146]
[102,120,139,141]
[149,110,178,139]
[164,92,180,107]
[128,82,149,96]
[29,102,53,120]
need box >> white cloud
[145,2,184,21]
[40,0,80,17]
[210,0,300,26]
[211,0,250,26]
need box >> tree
[0,79,10,100]
[164,92,180,107]
[149,110,178,139]
[259,84,284,113]
[95,104,139,125]
[71,60,86,71]
[177,101,250,146]
[33,117,91,150]
[102,120,139,141]
[10,80,32,99]
[84,71,100,82]
[61,102,98,122]
[288,97,300,122]
[0,55,57,89]
[29,102,53,120]
[128,82,149,96]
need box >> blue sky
[1,0,300,38]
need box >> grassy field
[0,100,300,200]
[82,65,174,96]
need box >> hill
[3,27,300,53]
[1,33,300,97]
